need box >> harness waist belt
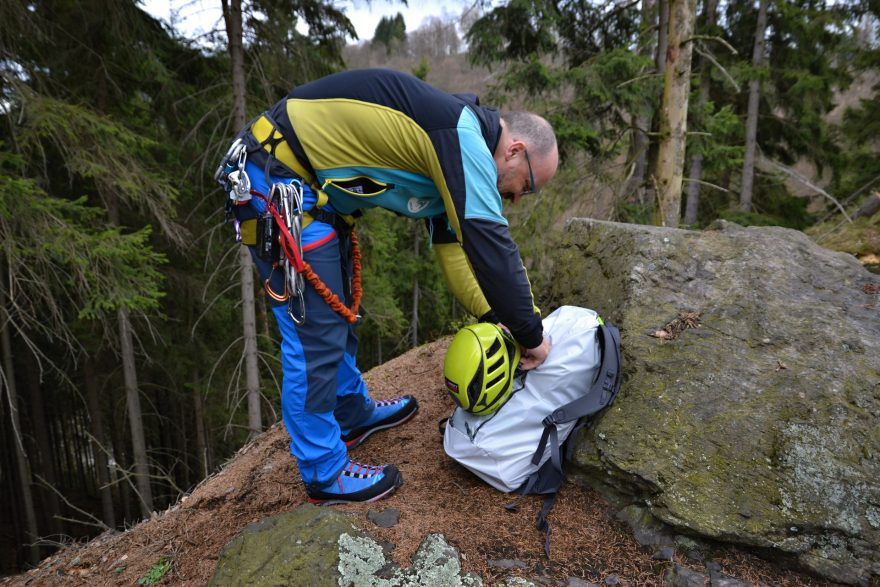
[239,215,315,247]
[239,209,357,247]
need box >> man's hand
[520,335,551,370]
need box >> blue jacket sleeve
[442,108,544,349]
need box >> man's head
[494,112,559,203]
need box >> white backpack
[443,306,622,553]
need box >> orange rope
[301,230,363,324]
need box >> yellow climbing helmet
[443,323,521,416]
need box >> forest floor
[1,339,836,586]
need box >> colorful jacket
[245,68,543,349]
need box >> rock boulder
[547,219,880,585]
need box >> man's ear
[506,139,526,161]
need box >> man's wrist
[519,329,544,350]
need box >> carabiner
[214,138,244,183]
[273,180,307,324]
[288,287,306,325]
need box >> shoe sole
[343,404,419,449]
[307,472,404,506]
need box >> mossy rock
[208,504,364,586]
[548,219,880,585]
[208,505,483,586]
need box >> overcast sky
[140,0,466,43]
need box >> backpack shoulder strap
[544,322,622,428]
[528,323,622,468]
[508,322,623,558]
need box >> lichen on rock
[337,532,482,587]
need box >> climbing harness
[251,185,364,326]
[216,135,364,326]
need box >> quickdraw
[270,182,307,323]
[254,185,363,326]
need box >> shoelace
[375,397,405,408]
[342,461,384,479]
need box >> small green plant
[138,556,172,586]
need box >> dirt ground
[2,339,836,586]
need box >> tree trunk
[222,0,247,128]
[0,264,40,566]
[257,290,270,339]
[118,307,153,517]
[624,0,657,204]
[192,369,209,480]
[84,357,116,528]
[739,0,769,213]
[411,225,420,348]
[172,391,190,491]
[110,409,133,524]
[853,191,880,220]
[73,410,91,493]
[1,408,25,563]
[24,352,63,538]
[58,400,75,489]
[683,0,717,226]
[645,0,670,204]
[222,0,263,438]
[656,0,669,74]
[98,180,153,518]
[156,388,175,488]
[654,0,698,227]
[240,247,262,437]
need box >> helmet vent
[467,359,484,408]
[485,370,505,390]
[486,337,502,358]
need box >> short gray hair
[500,111,557,157]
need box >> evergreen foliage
[0,0,877,574]
[373,13,407,54]
[467,0,879,228]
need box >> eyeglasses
[523,149,537,195]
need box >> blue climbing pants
[240,165,375,489]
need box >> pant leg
[332,233,375,430]
[235,164,367,486]
[248,238,357,488]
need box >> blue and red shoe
[341,395,419,449]
[306,461,402,505]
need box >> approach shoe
[341,395,419,449]
[306,461,402,505]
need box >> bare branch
[191,281,240,339]
[683,35,738,55]
[815,172,880,225]
[682,177,730,193]
[694,45,741,92]
[205,335,245,397]
[758,156,852,223]
[34,474,110,532]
